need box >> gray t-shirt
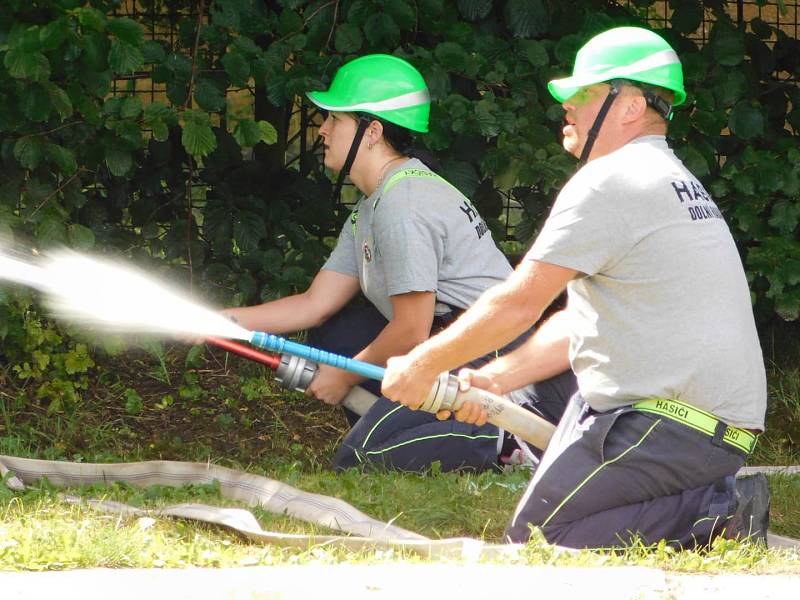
[526,136,766,429]
[324,158,512,320]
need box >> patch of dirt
[3,342,351,467]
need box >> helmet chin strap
[330,115,371,202]
[577,80,624,167]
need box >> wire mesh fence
[111,1,799,242]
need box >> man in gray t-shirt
[383,27,768,548]
[527,135,765,429]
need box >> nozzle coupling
[275,354,317,393]
[418,373,463,413]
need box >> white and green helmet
[306,54,430,132]
[548,26,686,106]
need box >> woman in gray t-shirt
[227,54,572,471]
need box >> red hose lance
[206,336,281,370]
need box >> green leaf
[334,23,364,54]
[424,64,451,99]
[21,83,52,122]
[442,159,480,197]
[120,96,143,119]
[750,17,773,40]
[194,79,226,112]
[555,35,582,64]
[364,13,400,47]
[278,10,303,36]
[185,345,205,369]
[47,84,73,119]
[108,40,144,74]
[435,42,467,70]
[233,210,266,252]
[47,144,78,175]
[682,146,710,178]
[142,40,167,63]
[474,99,499,137]
[37,213,67,245]
[457,0,492,21]
[77,7,107,32]
[710,24,745,67]
[105,145,133,177]
[768,200,800,234]
[4,49,51,81]
[670,0,703,34]
[221,51,250,87]
[232,36,260,57]
[181,111,217,157]
[150,119,169,142]
[257,120,278,145]
[80,33,109,71]
[124,388,143,414]
[732,172,756,196]
[347,0,373,26]
[233,119,262,147]
[680,52,708,84]
[13,136,47,170]
[108,17,144,45]
[504,0,549,39]
[728,101,765,140]
[67,224,95,250]
[287,33,308,52]
[39,18,70,51]
[115,120,144,149]
[691,110,725,136]
[714,70,747,107]
[520,40,548,67]
[144,101,171,120]
[385,0,416,29]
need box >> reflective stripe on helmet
[600,49,680,79]
[310,89,431,114]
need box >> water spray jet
[0,248,555,449]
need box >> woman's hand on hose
[306,364,357,406]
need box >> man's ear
[621,94,648,124]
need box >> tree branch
[184,0,208,289]
[26,168,85,221]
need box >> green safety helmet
[306,54,430,133]
[548,26,686,107]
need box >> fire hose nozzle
[248,330,555,450]
[275,354,317,392]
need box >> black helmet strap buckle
[578,80,623,167]
[331,115,372,202]
[641,89,673,121]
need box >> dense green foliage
[1,1,799,413]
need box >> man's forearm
[406,261,573,376]
[476,310,572,394]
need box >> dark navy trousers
[308,300,575,473]
[506,394,747,549]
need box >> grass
[1,471,799,573]
[1,342,799,572]
[766,473,800,539]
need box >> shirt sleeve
[322,210,359,278]
[525,173,633,276]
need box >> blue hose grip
[249,331,386,382]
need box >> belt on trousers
[633,398,758,454]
